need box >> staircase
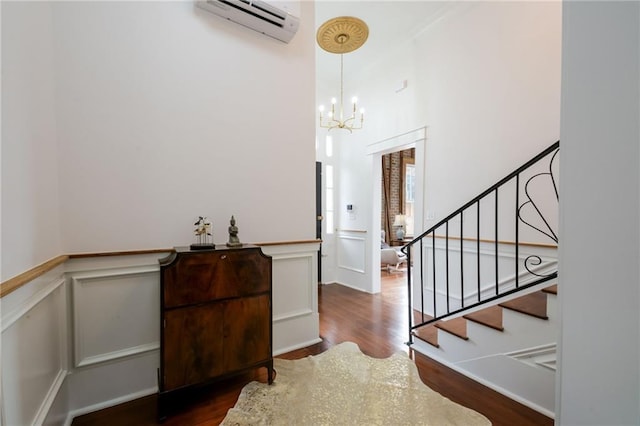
[404,142,560,418]
[411,284,558,416]
[417,284,557,347]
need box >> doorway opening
[382,148,415,248]
[380,148,414,291]
[369,128,426,294]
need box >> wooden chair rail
[0,255,69,298]
[0,240,321,298]
[427,234,558,249]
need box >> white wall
[1,1,63,280]
[326,2,561,292]
[1,1,319,423]
[558,2,640,424]
[415,2,561,222]
[50,1,316,254]
[2,0,317,268]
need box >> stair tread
[413,312,439,347]
[464,306,504,331]
[413,311,434,325]
[499,291,548,320]
[542,284,558,295]
[435,317,468,340]
[413,326,439,347]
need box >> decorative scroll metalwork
[517,149,559,243]
[517,148,559,277]
[524,255,549,278]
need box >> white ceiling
[314,1,459,87]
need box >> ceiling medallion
[317,16,369,54]
[316,17,369,133]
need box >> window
[403,158,415,236]
[325,165,334,234]
[325,135,333,158]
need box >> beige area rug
[221,342,491,425]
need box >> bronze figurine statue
[226,215,242,247]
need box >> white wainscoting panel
[1,277,67,426]
[261,242,321,354]
[71,267,160,368]
[64,352,159,422]
[337,235,366,273]
[272,255,315,321]
[412,240,557,316]
[3,246,320,425]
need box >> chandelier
[316,16,369,133]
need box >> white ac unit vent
[196,0,300,43]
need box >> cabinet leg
[157,392,167,423]
[268,360,275,385]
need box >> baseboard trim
[64,386,158,426]
[273,308,314,323]
[273,337,323,356]
[34,369,68,425]
[333,280,373,294]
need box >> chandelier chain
[339,54,344,122]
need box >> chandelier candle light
[317,16,369,132]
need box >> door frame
[316,161,322,283]
[367,127,426,294]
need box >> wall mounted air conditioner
[196,0,300,43]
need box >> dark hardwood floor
[72,271,553,426]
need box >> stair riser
[546,292,558,318]
[451,319,557,363]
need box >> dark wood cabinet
[158,245,273,421]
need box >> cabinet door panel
[163,249,270,308]
[163,305,224,390]
[218,251,271,298]
[162,252,218,308]
[223,295,271,372]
